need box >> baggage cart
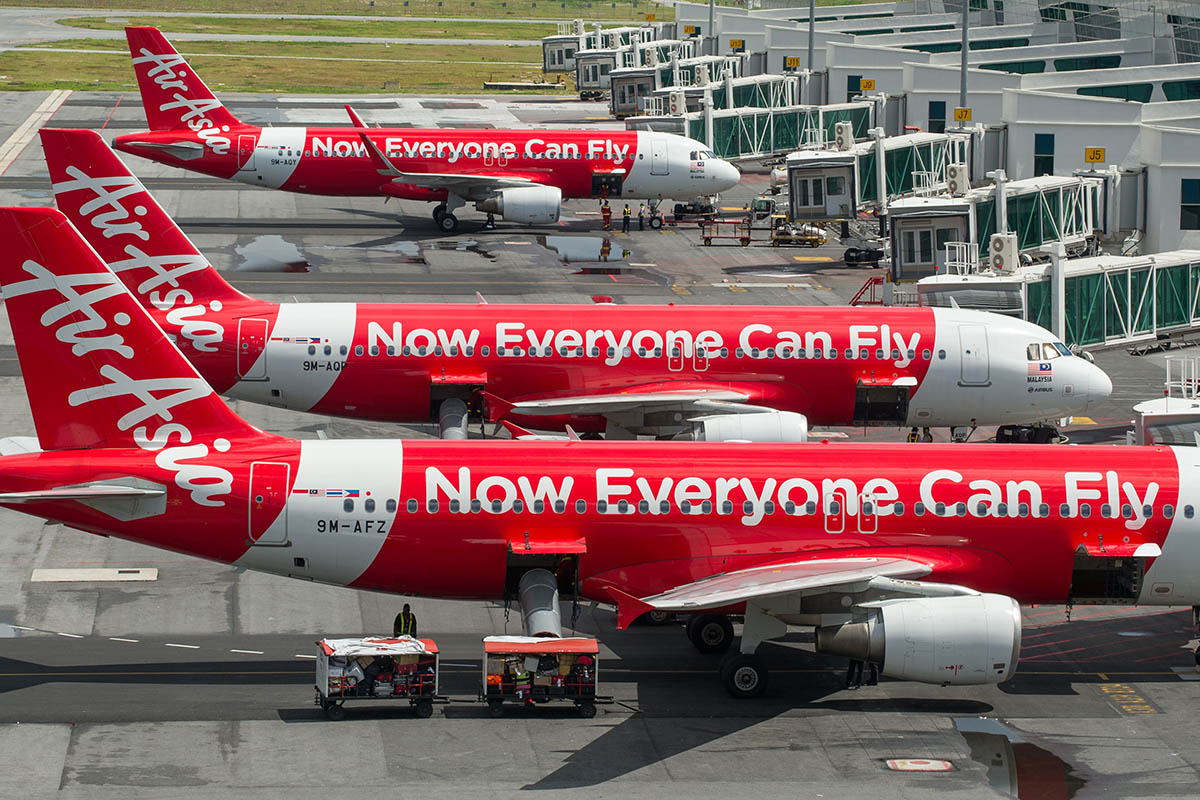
[768,215,825,247]
[479,636,613,718]
[700,219,752,247]
[315,636,447,721]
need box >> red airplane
[0,205,1190,698]
[110,27,740,232]
[42,128,1111,440]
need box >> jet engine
[476,186,561,225]
[814,594,1021,685]
[688,411,808,442]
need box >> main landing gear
[432,203,458,233]
[720,653,768,699]
[686,614,734,654]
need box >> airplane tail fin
[124,26,241,132]
[41,128,252,307]
[0,207,264,451]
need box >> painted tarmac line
[108,637,139,643]
[0,89,71,176]
[55,632,83,639]
[10,625,34,631]
[294,654,318,659]
[230,649,265,655]
[164,643,200,649]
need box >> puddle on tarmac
[539,235,629,264]
[234,235,310,272]
[424,239,494,258]
[955,717,1085,799]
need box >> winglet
[500,420,536,439]
[356,131,400,176]
[345,104,367,128]
[482,391,514,422]
[608,587,656,630]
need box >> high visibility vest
[397,613,416,636]
[623,208,631,218]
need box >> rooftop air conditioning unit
[645,48,658,66]
[834,122,854,151]
[669,90,686,115]
[989,233,1018,273]
[574,18,585,36]
[947,163,970,196]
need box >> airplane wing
[0,485,165,504]
[110,139,204,161]
[484,388,774,419]
[357,132,534,198]
[610,555,943,629]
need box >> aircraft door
[668,342,684,372]
[238,134,257,171]
[650,136,669,176]
[694,344,710,372]
[959,324,990,386]
[824,491,846,534]
[237,318,269,380]
[858,493,878,534]
[248,462,290,546]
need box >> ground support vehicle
[315,637,447,720]
[480,636,613,718]
[700,219,753,247]
[672,198,718,222]
[769,215,824,247]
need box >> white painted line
[108,637,139,643]
[294,654,318,659]
[31,567,159,583]
[230,649,264,655]
[628,262,658,267]
[0,89,71,176]
[710,282,813,289]
[11,625,35,631]
[56,632,84,639]
[164,643,199,649]
[502,241,531,245]
[1171,666,1200,681]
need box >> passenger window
[491,499,502,512]
[639,500,649,513]
[555,499,567,514]
[701,500,712,514]
[680,500,691,513]
[955,502,966,517]
[470,499,482,513]
[324,345,332,356]
[922,349,932,360]
[784,501,796,515]
[426,499,438,513]
[308,345,316,355]
[365,498,375,513]
[829,501,841,515]
[386,499,396,513]
[1164,504,1175,518]
[1080,503,1092,518]
[1019,503,1030,517]
[1121,504,1133,519]
[1059,503,1071,517]
[339,345,348,356]
[481,346,490,356]
[617,500,630,514]
[976,502,988,516]
[893,501,905,515]
[370,346,379,356]
[1143,504,1153,518]
[449,499,461,513]
[862,501,874,515]
[805,501,816,515]
[1186,505,1195,519]
[938,349,947,360]
[1039,503,1049,517]
[997,502,1008,516]
[344,499,354,512]
[355,345,364,356]
[533,500,545,514]
[914,502,925,516]
[576,499,587,513]
[659,500,670,514]
[764,501,776,515]
[407,499,418,513]
[387,346,396,356]
[1101,503,1112,518]
[934,502,946,516]
[512,500,524,513]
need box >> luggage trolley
[480,636,613,718]
[315,636,447,721]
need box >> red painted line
[99,94,124,131]
[1021,638,1074,650]
[1020,646,1090,660]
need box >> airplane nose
[713,159,740,191]
[1088,362,1113,409]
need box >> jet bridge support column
[1040,241,1067,342]
[872,128,887,213]
[704,89,715,149]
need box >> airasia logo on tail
[5,260,234,507]
[51,165,225,352]
[130,48,231,153]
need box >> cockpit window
[689,150,717,160]
[1027,342,1072,361]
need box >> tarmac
[0,88,1198,798]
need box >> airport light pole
[959,0,969,111]
[807,0,815,104]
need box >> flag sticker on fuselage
[1028,362,1052,375]
[292,488,361,497]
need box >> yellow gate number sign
[953,107,972,122]
[859,78,875,91]
[684,24,697,34]
[1085,147,1106,163]
[785,56,801,68]
[644,12,655,20]
[730,38,744,50]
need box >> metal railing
[943,241,980,275]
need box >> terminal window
[847,74,862,102]
[928,101,946,134]
[1182,179,1200,230]
[1034,133,1055,177]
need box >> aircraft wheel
[433,203,447,222]
[721,654,768,699]
[649,215,663,230]
[640,609,675,626]
[439,213,459,233]
[686,614,734,654]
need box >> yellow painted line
[1072,416,1097,425]
[660,229,676,234]
[729,285,748,293]
[671,284,692,296]
[721,206,747,211]
[793,256,833,262]
[1098,682,1161,714]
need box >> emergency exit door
[248,462,290,546]
[238,134,256,171]
[650,136,669,175]
[237,318,269,380]
[959,324,990,386]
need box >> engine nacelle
[476,185,561,225]
[814,594,1021,686]
[688,411,808,442]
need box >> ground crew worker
[906,427,920,443]
[622,204,631,233]
[638,203,645,230]
[601,200,612,230]
[393,603,417,637]
[921,427,934,443]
